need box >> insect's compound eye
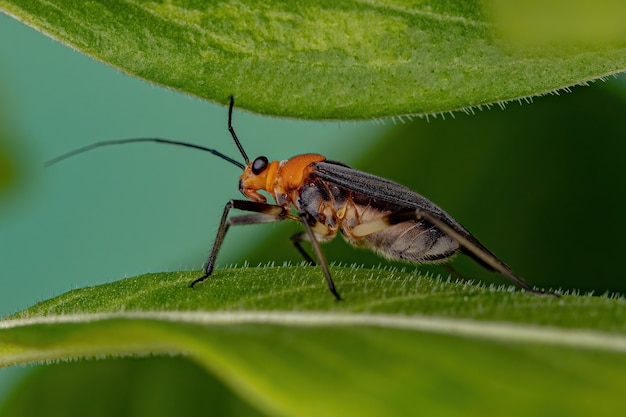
[251,156,269,175]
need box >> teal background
[0,13,387,398]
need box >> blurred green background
[249,84,626,295]
[2,8,626,413]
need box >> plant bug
[48,97,556,300]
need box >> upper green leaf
[488,0,626,45]
[1,0,625,119]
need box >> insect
[48,97,555,300]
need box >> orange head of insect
[239,153,327,205]
[239,156,279,202]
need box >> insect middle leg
[190,200,295,288]
[296,213,341,301]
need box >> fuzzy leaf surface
[1,1,626,118]
[1,268,625,416]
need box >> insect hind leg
[440,264,470,285]
[351,207,555,296]
[414,209,557,296]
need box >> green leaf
[0,357,267,417]
[1,268,625,416]
[488,0,626,45]
[0,138,17,198]
[0,84,24,201]
[1,1,626,119]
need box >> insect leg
[190,200,288,288]
[298,212,341,301]
[440,264,470,284]
[289,232,317,265]
[414,209,556,296]
[351,208,554,296]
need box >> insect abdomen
[350,217,459,262]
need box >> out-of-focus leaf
[488,0,626,45]
[0,357,267,417]
[0,91,23,201]
[0,142,16,194]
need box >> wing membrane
[313,161,505,272]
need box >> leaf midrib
[3,311,626,353]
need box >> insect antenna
[227,95,250,164]
[45,137,245,169]
[47,97,250,169]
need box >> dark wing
[314,162,465,229]
[312,161,504,272]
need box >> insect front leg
[190,200,290,288]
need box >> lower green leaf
[0,357,267,417]
[0,314,624,416]
[0,268,625,416]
